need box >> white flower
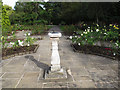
[10,42,15,45]
[104,33,108,35]
[24,34,26,36]
[85,29,87,31]
[104,33,107,35]
[12,31,14,34]
[8,36,11,39]
[88,27,90,29]
[27,44,30,46]
[96,24,99,27]
[18,40,20,42]
[75,36,77,38]
[113,53,116,56]
[69,36,72,39]
[18,40,23,46]
[115,43,118,46]
[83,32,87,34]
[96,29,99,32]
[83,24,86,26]
[81,34,83,36]
[78,43,81,46]
[91,30,93,32]
[87,29,90,32]
[28,33,30,36]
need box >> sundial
[44,31,67,80]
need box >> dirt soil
[72,44,120,60]
[2,45,38,57]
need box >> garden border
[70,44,119,61]
[2,44,39,60]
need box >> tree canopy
[9,2,120,25]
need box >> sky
[2,0,120,9]
[2,0,49,9]
[2,0,19,9]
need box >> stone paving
[0,26,120,88]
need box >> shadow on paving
[25,55,50,71]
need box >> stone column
[51,40,61,72]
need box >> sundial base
[44,67,67,80]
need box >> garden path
[15,30,30,39]
[1,26,119,88]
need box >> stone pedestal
[45,67,67,80]
[44,32,67,80]
[51,41,60,72]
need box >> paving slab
[16,79,37,88]
[2,73,23,78]
[2,66,24,73]
[1,26,119,88]
[2,78,19,88]
[73,75,92,81]
[22,72,39,79]
[71,68,89,76]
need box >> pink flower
[105,48,111,51]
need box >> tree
[13,2,48,25]
[3,5,14,16]
[2,6,10,26]
[2,5,11,36]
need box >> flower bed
[64,23,120,60]
[71,44,120,60]
[2,44,39,60]
[6,39,24,43]
[12,24,52,36]
[1,32,39,60]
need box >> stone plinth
[44,67,67,80]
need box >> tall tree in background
[12,2,48,25]
[2,5,11,35]
[9,2,120,25]
[2,6,10,26]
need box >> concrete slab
[16,79,37,88]
[1,26,119,88]
[2,73,23,78]
[2,78,19,88]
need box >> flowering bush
[24,33,36,46]
[1,36,8,48]
[69,23,120,57]
[60,25,78,35]
[70,23,119,44]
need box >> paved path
[0,26,119,88]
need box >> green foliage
[2,6,10,26]
[25,33,36,46]
[60,25,78,35]
[11,32,16,40]
[69,23,119,49]
[11,2,49,25]
[4,4,14,17]
[1,36,8,48]
[11,24,51,35]
[2,5,12,36]
[44,2,120,24]
[10,2,120,25]
[12,40,19,49]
